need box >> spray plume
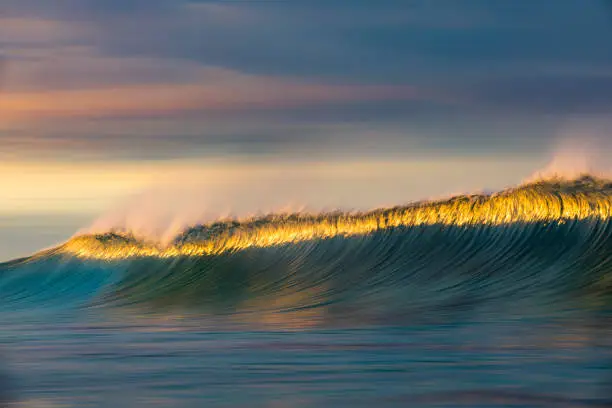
[527,121,612,181]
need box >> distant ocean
[0,176,611,407]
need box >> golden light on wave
[60,176,612,261]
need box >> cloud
[0,0,173,19]
[41,0,612,82]
[0,113,560,164]
[0,0,610,164]
[5,0,609,84]
[0,76,418,121]
[0,17,87,44]
[467,75,612,114]
[3,1,611,86]
[2,47,228,91]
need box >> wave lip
[1,175,611,318]
[56,176,612,261]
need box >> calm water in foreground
[0,310,611,407]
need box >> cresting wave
[60,176,612,260]
[1,175,611,319]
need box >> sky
[0,0,611,259]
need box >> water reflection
[1,311,611,407]
[0,355,15,408]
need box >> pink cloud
[0,76,418,120]
[0,17,90,43]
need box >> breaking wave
[1,175,611,323]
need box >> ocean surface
[0,177,611,407]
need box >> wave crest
[57,176,612,260]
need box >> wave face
[1,176,611,322]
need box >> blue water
[1,311,611,407]
[1,181,612,406]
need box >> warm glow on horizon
[0,157,540,216]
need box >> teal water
[0,217,611,406]
[1,312,611,407]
